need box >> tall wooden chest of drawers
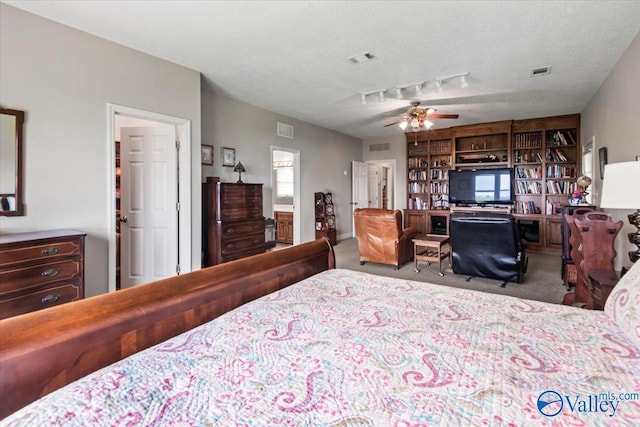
[0,229,86,319]
[203,179,266,266]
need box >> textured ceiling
[7,0,640,140]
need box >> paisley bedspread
[3,268,640,426]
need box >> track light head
[378,90,385,102]
[396,88,403,99]
[415,84,422,96]
[360,93,367,105]
[435,80,442,93]
[460,75,468,88]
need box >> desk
[413,234,451,276]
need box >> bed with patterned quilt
[2,249,639,426]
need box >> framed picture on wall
[221,147,236,167]
[599,147,608,179]
[201,145,214,165]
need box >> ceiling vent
[531,66,551,77]
[348,52,375,64]
[277,122,294,139]
[369,143,390,152]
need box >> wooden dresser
[203,178,266,266]
[0,229,86,319]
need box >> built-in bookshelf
[405,114,580,253]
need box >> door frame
[270,146,301,245]
[106,103,192,293]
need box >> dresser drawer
[220,206,263,221]
[0,283,82,319]
[0,239,82,267]
[220,233,266,257]
[0,258,82,295]
[220,221,265,237]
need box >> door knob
[119,216,128,223]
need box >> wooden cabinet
[404,114,581,253]
[203,178,266,266]
[315,192,337,245]
[275,211,293,244]
[0,230,85,319]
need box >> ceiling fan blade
[428,113,459,119]
[383,120,403,127]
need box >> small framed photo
[221,146,235,167]
[201,145,214,165]
[599,147,608,179]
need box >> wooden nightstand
[588,268,619,310]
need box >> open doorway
[107,104,192,292]
[271,147,300,247]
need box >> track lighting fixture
[359,73,469,105]
[360,93,367,105]
[396,87,403,99]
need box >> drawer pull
[254,239,261,244]
[226,243,235,249]
[41,294,60,304]
[41,268,60,277]
[41,247,60,255]
[253,224,260,229]
[226,228,235,234]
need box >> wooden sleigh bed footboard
[0,238,335,419]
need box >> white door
[367,164,379,208]
[351,161,368,237]
[120,126,178,288]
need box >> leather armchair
[353,208,420,269]
[449,213,528,287]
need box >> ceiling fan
[383,101,459,131]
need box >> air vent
[531,66,551,76]
[348,52,375,64]
[369,143,390,152]
[277,122,294,139]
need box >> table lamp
[600,161,640,263]
[233,161,246,184]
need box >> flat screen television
[449,168,514,205]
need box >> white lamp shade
[600,161,640,209]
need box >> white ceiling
[7,0,640,140]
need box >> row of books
[546,147,570,162]
[546,130,576,146]
[514,201,540,215]
[409,182,428,193]
[408,170,428,181]
[546,165,576,178]
[546,180,578,194]
[431,194,449,210]
[430,140,452,154]
[408,197,429,210]
[514,150,544,164]
[515,166,542,179]
[408,158,428,168]
[408,144,428,156]
[430,182,449,193]
[430,169,449,180]
[515,181,543,194]
[545,200,563,216]
[513,132,543,149]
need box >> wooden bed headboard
[0,238,335,419]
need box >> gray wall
[581,31,640,271]
[201,85,362,242]
[0,4,202,297]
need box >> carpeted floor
[331,238,569,305]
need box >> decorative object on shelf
[576,175,592,201]
[314,192,336,245]
[233,162,246,184]
[600,161,640,263]
[221,146,235,167]
[201,145,213,165]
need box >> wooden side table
[413,234,451,276]
[588,268,619,310]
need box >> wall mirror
[0,108,25,216]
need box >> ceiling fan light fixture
[423,119,434,129]
[410,118,420,129]
[399,120,408,130]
